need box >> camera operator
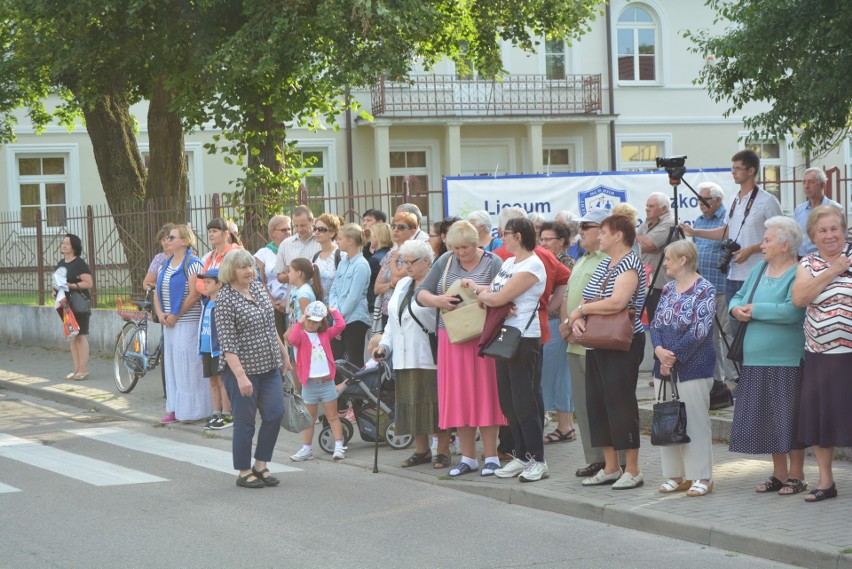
[636,192,679,323]
[691,182,737,386]
[680,149,783,337]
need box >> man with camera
[680,149,783,337]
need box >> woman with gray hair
[467,209,502,252]
[729,216,809,495]
[215,248,290,488]
[374,239,452,468]
[416,221,505,476]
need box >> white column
[445,122,462,176]
[527,122,544,174]
[594,122,611,171]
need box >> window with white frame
[616,5,658,83]
[298,150,328,217]
[746,141,782,202]
[618,138,667,171]
[390,150,430,218]
[455,41,481,80]
[545,39,567,80]
[542,147,575,173]
[16,155,68,229]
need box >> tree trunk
[82,92,149,291]
[147,77,189,236]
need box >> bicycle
[113,288,164,393]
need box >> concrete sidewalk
[1,342,850,569]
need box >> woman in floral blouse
[650,240,716,497]
[216,249,291,489]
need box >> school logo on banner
[577,186,627,215]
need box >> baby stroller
[317,359,413,455]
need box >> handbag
[68,289,91,315]
[280,371,314,433]
[651,369,691,446]
[480,303,538,361]
[578,269,637,351]
[726,263,767,364]
[439,255,486,344]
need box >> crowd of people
[54,150,851,497]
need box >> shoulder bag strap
[745,262,768,303]
[439,253,454,296]
[520,301,540,333]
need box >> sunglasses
[391,224,414,231]
[312,226,329,233]
[579,222,599,231]
[166,235,178,241]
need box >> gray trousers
[712,292,738,383]
[567,352,625,465]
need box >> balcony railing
[371,74,602,118]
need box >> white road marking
[0,433,167,486]
[0,481,22,493]
[65,426,299,475]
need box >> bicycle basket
[116,296,147,322]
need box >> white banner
[443,169,738,230]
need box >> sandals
[687,480,713,497]
[236,472,264,489]
[755,475,784,493]
[448,462,478,477]
[433,454,450,469]
[72,372,90,381]
[400,451,432,468]
[805,483,837,503]
[543,428,576,444]
[251,467,280,487]
[659,479,692,494]
[779,478,808,496]
[64,372,77,380]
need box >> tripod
[647,165,740,401]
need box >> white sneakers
[332,447,346,461]
[290,447,314,462]
[495,457,528,478]
[518,459,549,483]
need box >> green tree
[687,0,852,158]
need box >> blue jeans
[222,367,284,471]
[724,279,745,341]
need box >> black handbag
[68,290,91,315]
[480,303,538,361]
[726,263,767,364]
[650,369,691,446]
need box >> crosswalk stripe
[0,433,167,486]
[65,426,299,475]
[0,482,22,493]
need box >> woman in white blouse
[375,240,452,469]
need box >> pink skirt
[437,328,507,430]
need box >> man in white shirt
[275,205,321,284]
[680,149,783,334]
[794,168,842,257]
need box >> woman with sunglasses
[311,213,344,305]
[374,212,418,331]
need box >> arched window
[617,6,657,82]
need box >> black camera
[655,155,687,169]
[717,239,742,273]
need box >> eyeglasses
[429,233,440,239]
[391,224,413,231]
[402,259,423,266]
[540,236,561,242]
[166,235,178,241]
[312,226,329,233]
[275,227,292,233]
[731,166,749,172]
[579,223,599,231]
[502,230,515,236]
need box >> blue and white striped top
[582,251,647,335]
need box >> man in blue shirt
[794,168,842,257]
[693,182,736,385]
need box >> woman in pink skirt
[416,221,506,477]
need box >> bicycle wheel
[113,323,142,393]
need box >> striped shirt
[802,243,852,354]
[160,261,202,321]
[582,251,647,335]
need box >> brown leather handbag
[578,269,637,352]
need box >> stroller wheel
[384,420,413,450]
[341,418,354,444]
[318,425,335,455]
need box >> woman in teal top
[728,217,808,496]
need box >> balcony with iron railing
[370,74,603,119]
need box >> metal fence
[0,179,443,309]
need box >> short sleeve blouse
[582,251,647,335]
[801,243,852,354]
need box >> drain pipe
[605,2,617,171]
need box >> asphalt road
[0,392,801,569]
